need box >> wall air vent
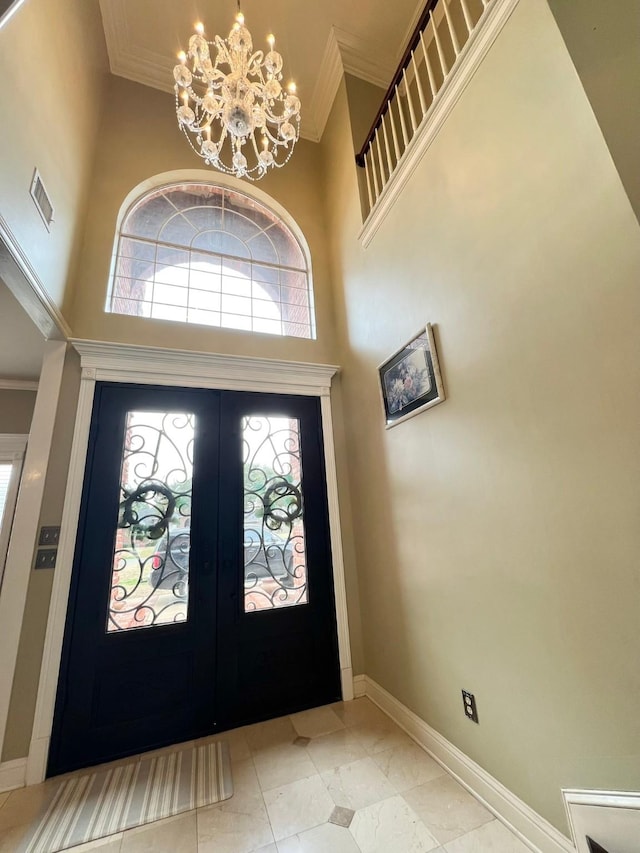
[29,169,54,230]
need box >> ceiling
[0,281,46,381]
[98,0,423,141]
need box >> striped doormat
[20,741,233,852]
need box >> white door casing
[27,339,353,784]
[0,341,66,772]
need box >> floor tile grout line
[5,702,518,853]
[249,740,279,850]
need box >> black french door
[48,383,340,777]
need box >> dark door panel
[48,384,340,776]
[216,392,341,729]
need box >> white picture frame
[378,324,445,428]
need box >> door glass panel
[107,411,194,632]
[242,415,308,612]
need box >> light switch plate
[38,526,60,547]
[35,549,57,569]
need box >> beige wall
[2,68,368,760]
[0,390,36,434]
[322,0,640,834]
[3,348,81,761]
[65,71,364,668]
[344,76,386,156]
[547,0,640,223]
[67,76,338,366]
[0,0,107,310]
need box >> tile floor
[0,699,532,852]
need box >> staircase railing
[356,0,493,218]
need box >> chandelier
[173,7,301,181]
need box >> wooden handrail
[355,0,439,167]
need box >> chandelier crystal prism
[173,9,301,181]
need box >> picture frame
[378,324,445,428]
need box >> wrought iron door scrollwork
[242,415,309,612]
[107,411,194,632]
[118,479,176,540]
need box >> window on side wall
[0,435,27,588]
[106,183,315,340]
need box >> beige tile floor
[0,699,532,853]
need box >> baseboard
[363,676,574,853]
[0,757,26,792]
[352,674,366,698]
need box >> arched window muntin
[106,182,315,340]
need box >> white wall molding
[0,758,26,793]
[100,0,324,142]
[0,0,27,30]
[352,674,366,698]
[99,0,397,145]
[0,379,38,392]
[563,789,640,853]
[303,26,393,143]
[0,216,70,341]
[359,0,522,248]
[305,30,345,144]
[28,342,351,784]
[0,435,28,455]
[334,27,396,89]
[72,340,339,395]
[0,342,67,765]
[363,676,574,853]
[27,371,97,786]
[320,395,353,701]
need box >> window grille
[107,183,315,339]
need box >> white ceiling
[99,0,424,141]
[0,281,46,381]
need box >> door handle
[203,560,213,576]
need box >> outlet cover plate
[462,690,479,723]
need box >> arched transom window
[107,183,315,339]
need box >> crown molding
[333,27,396,89]
[0,216,70,341]
[99,0,175,93]
[305,29,345,144]
[99,0,398,144]
[0,380,38,392]
[71,339,339,396]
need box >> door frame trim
[27,340,352,784]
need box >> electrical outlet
[462,690,478,723]
[35,548,57,569]
[38,526,61,546]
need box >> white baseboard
[352,674,366,698]
[0,757,26,792]
[362,676,574,853]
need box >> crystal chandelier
[173,6,301,181]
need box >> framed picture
[378,324,445,428]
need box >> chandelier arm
[247,51,265,73]
[214,37,232,68]
[261,126,280,145]
[174,10,300,179]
